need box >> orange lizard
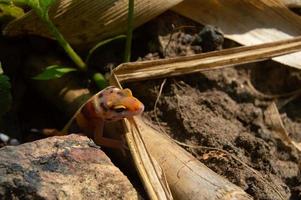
[61,86,144,149]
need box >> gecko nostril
[138,104,145,113]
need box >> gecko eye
[113,105,127,113]
[114,107,126,113]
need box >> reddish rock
[0,134,140,200]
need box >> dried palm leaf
[172,0,301,69]
[110,74,173,200]
[3,0,183,48]
[282,0,301,7]
[126,116,253,200]
[113,36,301,83]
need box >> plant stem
[124,0,134,62]
[44,13,87,71]
[92,72,107,89]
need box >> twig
[246,75,301,100]
[154,79,167,112]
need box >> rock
[0,134,140,200]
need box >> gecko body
[73,86,144,148]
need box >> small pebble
[181,34,194,45]
[0,133,10,143]
[9,139,20,146]
[191,45,202,53]
[192,25,224,52]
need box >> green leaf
[0,3,24,24]
[0,64,12,117]
[33,65,77,80]
[14,0,56,10]
[12,0,87,71]
[13,0,56,17]
[33,0,56,16]
[0,0,11,4]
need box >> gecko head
[95,86,144,121]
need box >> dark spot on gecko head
[117,91,124,96]
[100,102,108,112]
[81,106,91,118]
[98,93,103,98]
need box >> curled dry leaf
[123,116,253,200]
[110,74,174,200]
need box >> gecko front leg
[91,118,124,149]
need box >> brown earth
[126,62,301,200]
[124,11,301,200]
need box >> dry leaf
[172,0,301,69]
[113,36,301,83]
[3,0,183,48]
[131,117,253,200]
[110,74,174,200]
[282,0,301,7]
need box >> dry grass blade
[264,102,301,151]
[110,74,173,200]
[114,36,301,83]
[126,118,173,200]
[172,0,301,69]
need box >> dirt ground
[1,10,301,200]
[127,63,301,200]
[126,12,301,200]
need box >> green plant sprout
[124,0,134,62]
[9,0,135,89]
[13,0,87,71]
[0,1,24,24]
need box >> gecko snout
[131,99,144,114]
